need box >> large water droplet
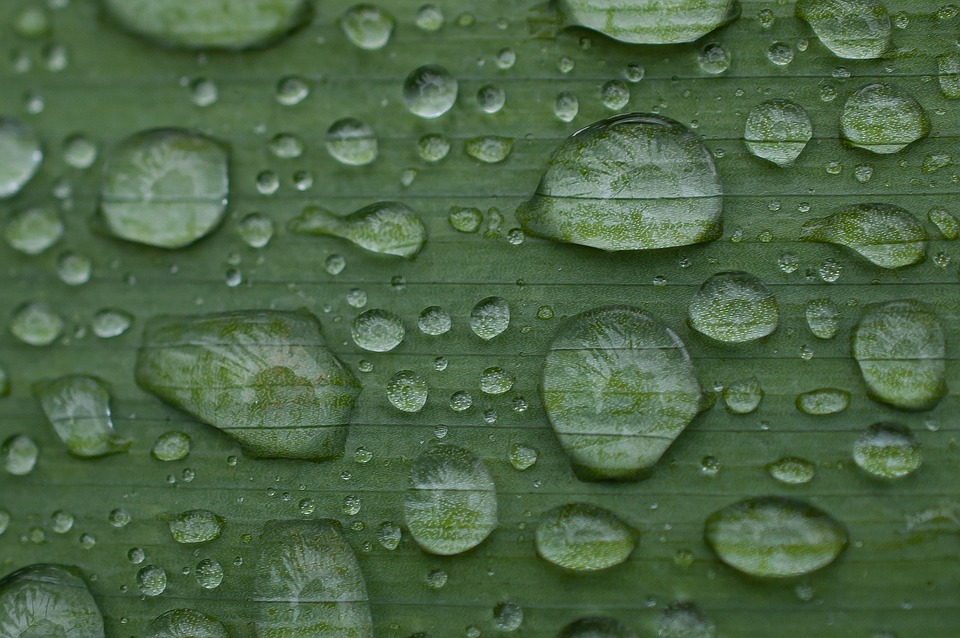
[535,503,635,571]
[0,118,42,199]
[470,297,510,340]
[151,431,190,461]
[340,4,394,50]
[0,564,105,638]
[169,509,224,544]
[254,521,373,638]
[796,0,891,59]
[853,422,921,479]
[99,129,228,248]
[147,609,226,638]
[743,100,812,167]
[851,299,946,410]
[688,272,779,343]
[102,0,312,49]
[557,0,739,44]
[418,306,452,335]
[290,202,426,258]
[795,388,850,415]
[386,370,428,412]
[136,310,361,460]
[403,65,458,119]
[542,306,703,480]
[3,208,63,255]
[558,617,637,638]
[840,84,928,154]
[137,565,167,597]
[517,114,722,251]
[704,497,848,578]
[33,375,129,458]
[405,443,497,555]
[352,309,405,352]
[800,203,927,269]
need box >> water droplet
[658,601,715,638]
[559,0,738,44]
[853,422,921,479]
[235,212,274,249]
[33,375,129,457]
[800,203,927,269]
[100,129,229,248]
[851,299,946,410]
[352,309,405,352]
[3,207,63,256]
[495,48,516,69]
[326,118,378,166]
[147,609,226,638]
[559,617,637,638]
[268,133,304,160]
[403,65,458,119]
[722,377,763,414]
[424,568,447,589]
[508,443,538,471]
[377,521,401,550]
[415,4,444,31]
[340,4,394,50]
[102,0,312,49]
[170,509,224,544]
[290,202,425,258]
[767,457,816,485]
[2,434,38,476]
[90,308,133,339]
[698,42,731,74]
[276,75,310,106]
[194,559,223,590]
[0,564,105,635]
[256,170,280,195]
[136,310,361,460]
[0,118,42,199]
[465,136,514,163]
[536,503,635,571]
[151,431,191,462]
[387,370,428,412]
[543,306,703,480]
[10,303,64,347]
[517,114,722,251]
[108,507,131,528]
[744,100,812,167]
[600,80,629,110]
[480,367,515,395]
[50,510,75,534]
[766,41,794,65]
[470,297,510,340]
[796,0,891,59]
[405,443,497,555]
[449,206,483,233]
[477,85,506,114]
[137,565,167,597]
[705,497,848,577]
[796,388,850,415]
[449,391,473,412]
[553,91,579,122]
[805,298,840,339]
[62,134,98,170]
[840,84,929,154]
[928,207,960,240]
[689,272,779,343]
[418,306,452,335]
[492,601,523,632]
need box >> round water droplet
[418,134,451,163]
[352,309,405,352]
[767,457,816,485]
[100,129,228,249]
[193,558,223,590]
[851,299,946,410]
[800,203,927,269]
[698,42,731,75]
[449,207,483,233]
[268,133,304,159]
[496,48,517,69]
[170,509,224,544]
[796,0,891,59]
[91,308,133,339]
[689,272,778,343]
[326,118,378,166]
[62,134,98,170]
[425,568,447,589]
[11,303,64,347]
[840,84,928,154]
[559,617,637,638]
[137,565,167,597]
[152,431,191,461]
[722,377,763,414]
[853,422,921,479]
[465,136,514,163]
[51,510,75,534]
[744,100,812,167]
[600,80,630,110]
[276,76,310,106]
[480,367,514,395]
[146,609,227,638]
[403,65,458,119]
[477,85,506,114]
[795,388,850,415]
[56,252,92,286]
[536,503,635,571]
[470,297,510,340]
[238,213,274,248]
[387,370,428,413]
[449,391,473,412]
[805,299,840,339]
[0,118,42,199]
[2,434,38,476]
[766,41,794,65]
[377,521,402,550]
[704,496,848,578]
[658,601,715,638]
[508,443,538,471]
[517,114,722,251]
[109,507,131,528]
[418,306,452,335]
[340,4,395,50]
[415,4,444,31]
[405,443,497,555]
[493,602,523,632]
[558,0,739,44]
[3,207,63,255]
[554,91,579,122]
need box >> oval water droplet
[290,202,426,258]
[795,388,850,415]
[2,434,38,476]
[767,457,816,485]
[147,609,227,638]
[169,509,224,544]
[800,203,927,269]
[403,65,458,119]
[386,370,428,412]
[704,496,848,578]
[326,118,378,166]
[558,0,739,44]
[853,422,921,479]
[0,118,42,199]
[554,91,580,122]
[10,303,64,347]
[689,272,779,343]
[805,298,840,339]
[722,377,763,414]
[340,4,395,50]
[470,297,510,340]
[542,306,703,480]
[99,129,228,248]
[418,306,452,335]
[517,114,722,251]
[33,375,129,458]
[352,309,405,352]
[238,213,274,248]
[480,367,514,395]
[851,299,946,410]
[465,136,514,163]
[840,84,929,154]
[151,431,190,461]
[195,559,223,590]
[697,42,731,74]
[535,503,635,572]
[937,53,960,99]
[492,602,523,632]
[91,309,133,339]
[657,601,715,638]
[743,100,812,167]
[136,310,361,461]
[3,208,63,255]
[559,617,637,638]
[0,564,105,638]
[405,443,497,555]
[102,0,312,50]
[796,0,891,59]
[449,207,483,233]
[417,133,451,162]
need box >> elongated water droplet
[851,299,946,410]
[102,0,312,49]
[767,457,816,485]
[2,434,38,476]
[147,609,226,638]
[290,202,425,258]
[0,118,42,199]
[800,204,927,269]
[386,370,428,412]
[840,84,928,154]
[743,100,812,167]
[805,298,840,339]
[796,0,891,59]
[403,65,458,119]
[0,564,105,638]
[4,208,63,255]
[722,377,763,414]
[136,310,361,461]
[170,510,224,544]
[542,306,703,481]
[99,129,228,248]
[795,388,850,415]
[559,617,637,638]
[554,91,579,122]
[853,422,921,479]
[470,297,510,340]
[254,520,373,638]
[937,53,960,99]
[557,0,739,44]
[33,375,129,458]
[658,602,715,638]
[352,309,405,352]
[465,136,513,163]
[517,114,722,251]
[704,497,848,578]
[535,503,634,571]
[689,272,778,343]
[405,443,497,555]
[10,303,64,347]
[340,4,394,50]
